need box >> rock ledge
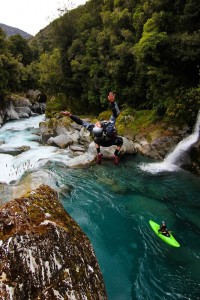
[0,184,107,300]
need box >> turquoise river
[0,115,200,300]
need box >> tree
[8,34,33,66]
[37,48,64,94]
[0,28,6,53]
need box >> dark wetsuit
[70,102,123,147]
[158,224,170,237]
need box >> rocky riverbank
[0,91,199,175]
[0,90,46,127]
[38,114,200,175]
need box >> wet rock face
[185,143,200,175]
[0,185,107,300]
[0,92,46,127]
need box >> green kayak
[149,220,180,248]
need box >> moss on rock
[0,185,107,299]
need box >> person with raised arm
[61,92,123,165]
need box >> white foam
[139,162,179,174]
[140,110,200,174]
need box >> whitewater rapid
[0,115,70,184]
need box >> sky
[0,0,88,36]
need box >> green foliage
[45,94,68,118]
[116,108,157,136]
[0,28,6,53]
[36,48,64,94]
[155,102,166,117]
[8,34,33,66]
[97,106,158,137]
[170,31,200,62]
[165,87,200,126]
[0,52,25,90]
[133,13,168,63]
[1,0,199,128]
[0,29,38,93]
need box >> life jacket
[100,121,117,140]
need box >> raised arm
[107,92,120,122]
[60,111,94,132]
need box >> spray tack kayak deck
[149,220,180,248]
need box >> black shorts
[94,136,123,147]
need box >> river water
[0,115,200,300]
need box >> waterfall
[164,110,200,165]
[140,110,200,174]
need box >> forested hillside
[0,23,32,39]
[1,0,200,127]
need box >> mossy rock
[0,185,108,299]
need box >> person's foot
[113,155,120,165]
[97,153,103,165]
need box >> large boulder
[31,102,46,114]
[0,146,30,156]
[5,101,20,120]
[47,133,79,149]
[10,95,32,108]
[26,89,41,102]
[0,185,107,299]
[5,95,32,120]
[0,92,46,127]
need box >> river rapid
[0,115,200,300]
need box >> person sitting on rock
[61,91,123,165]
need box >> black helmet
[92,126,103,137]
